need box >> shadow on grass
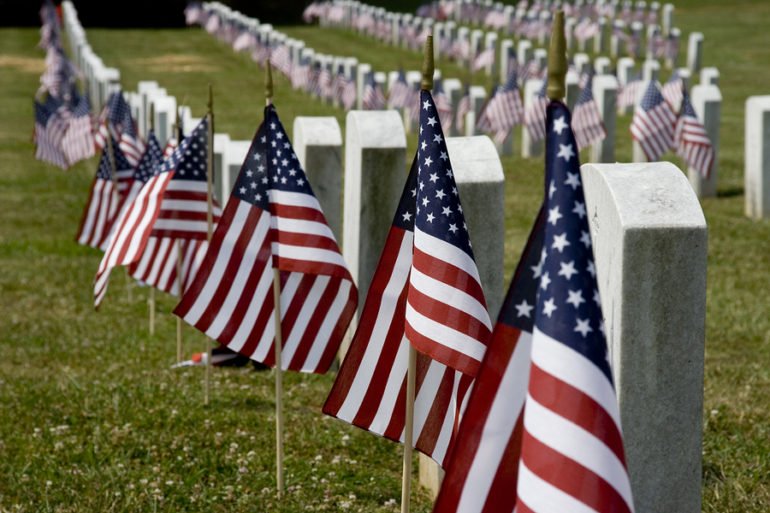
[717,186,743,198]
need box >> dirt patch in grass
[129,54,219,73]
[0,55,45,74]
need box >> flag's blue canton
[163,118,208,181]
[415,90,475,258]
[97,138,132,179]
[71,93,91,117]
[134,132,164,183]
[264,106,317,198]
[681,91,698,118]
[537,102,612,383]
[107,92,137,137]
[576,73,594,105]
[392,157,419,232]
[34,101,52,125]
[503,68,519,92]
[498,209,545,333]
[640,80,665,112]
[232,123,270,210]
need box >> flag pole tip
[547,10,567,101]
[421,35,434,91]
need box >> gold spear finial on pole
[421,35,434,91]
[266,60,274,106]
[547,10,567,101]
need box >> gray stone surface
[595,56,612,76]
[522,78,545,158]
[483,32,498,77]
[442,78,463,137]
[643,59,660,82]
[688,84,721,198]
[293,116,344,241]
[517,39,533,70]
[212,133,230,204]
[574,53,591,75]
[687,32,704,74]
[744,96,770,219]
[222,139,251,206]
[700,66,719,86]
[611,20,627,58]
[594,16,609,54]
[566,69,580,109]
[344,110,407,321]
[499,39,515,83]
[591,75,619,163]
[662,3,674,34]
[151,94,176,146]
[356,63,372,111]
[582,161,707,513]
[630,21,644,58]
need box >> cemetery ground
[1,0,769,510]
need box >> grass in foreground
[1,0,770,509]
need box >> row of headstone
[60,3,121,112]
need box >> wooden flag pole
[265,61,285,497]
[176,239,184,362]
[148,103,156,337]
[204,85,215,406]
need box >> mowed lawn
[1,0,769,510]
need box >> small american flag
[661,71,684,112]
[94,119,206,307]
[433,78,454,133]
[34,97,68,169]
[572,73,607,150]
[75,139,134,251]
[524,80,549,143]
[174,105,357,373]
[270,45,293,78]
[472,47,495,72]
[95,92,145,167]
[61,94,95,165]
[433,206,544,513]
[388,70,411,110]
[617,74,644,113]
[515,100,634,513]
[481,71,525,145]
[324,158,474,466]
[630,80,676,161]
[675,91,715,179]
[291,63,310,91]
[362,74,387,110]
[405,89,492,377]
[454,86,471,136]
[665,31,681,63]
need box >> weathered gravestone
[343,110,407,336]
[591,75,619,163]
[582,161,707,513]
[687,32,704,74]
[522,78,545,158]
[419,134,505,497]
[688,84,721,198]
[744,96,770,219]
[700,66,719,86]
[152,95,177,147]
[465,86,487,137]
[293,116,344,241]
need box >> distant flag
[270,45,293,78]
[572,73,607,150]
[75,139,134,250]
[630,80,676,161]
[454,86,471,136]
[184,2,203,25]
[388,70,411,110]
[291,62,311,92]
[675,91,715,179]
[524,79,549,143]
[362,74,387,110]
[514,98,634,513]
[433,206,545,513]
[617,73,644,113]
[406,89,492,376]
[481,70,525,145]
[433,78,454,132]
[95,92,145,167]
[93,119,206,307]
[174,105,357,373]
[61,93,95,165]
[661,71,684,112]
[665,31,681,64]
[34,97,68,169]
[472,46,495,72]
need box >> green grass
[1,0,770,509]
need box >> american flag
[405,89,492,377]
[630,80,676,161]
[665,31,681,63]
[388,70,411,110]
[524,80,549,144]
[481,71,525,145]
[362,74,387,110]
[93,119,206,307]
[433,205,545,513]
[675,91,715,179]
[75,139,134,251]
[318,66,334,101]
[617,74,644,113]
[95,92,145,167]
[34,97,68,169]
[515,101,634,513]
[232,29,256,52]
[174,105,357,373]
[324,157,474,465]
[572,73,607,150]
[270,45,293,78]
[661,71,684,112]
[455,86,471,136]
[184,2,203,25]
[291,63,311,91]
[472,47,495,72]
[573,17,600,42]
[433,78,454,133]
[61,93,95,165]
